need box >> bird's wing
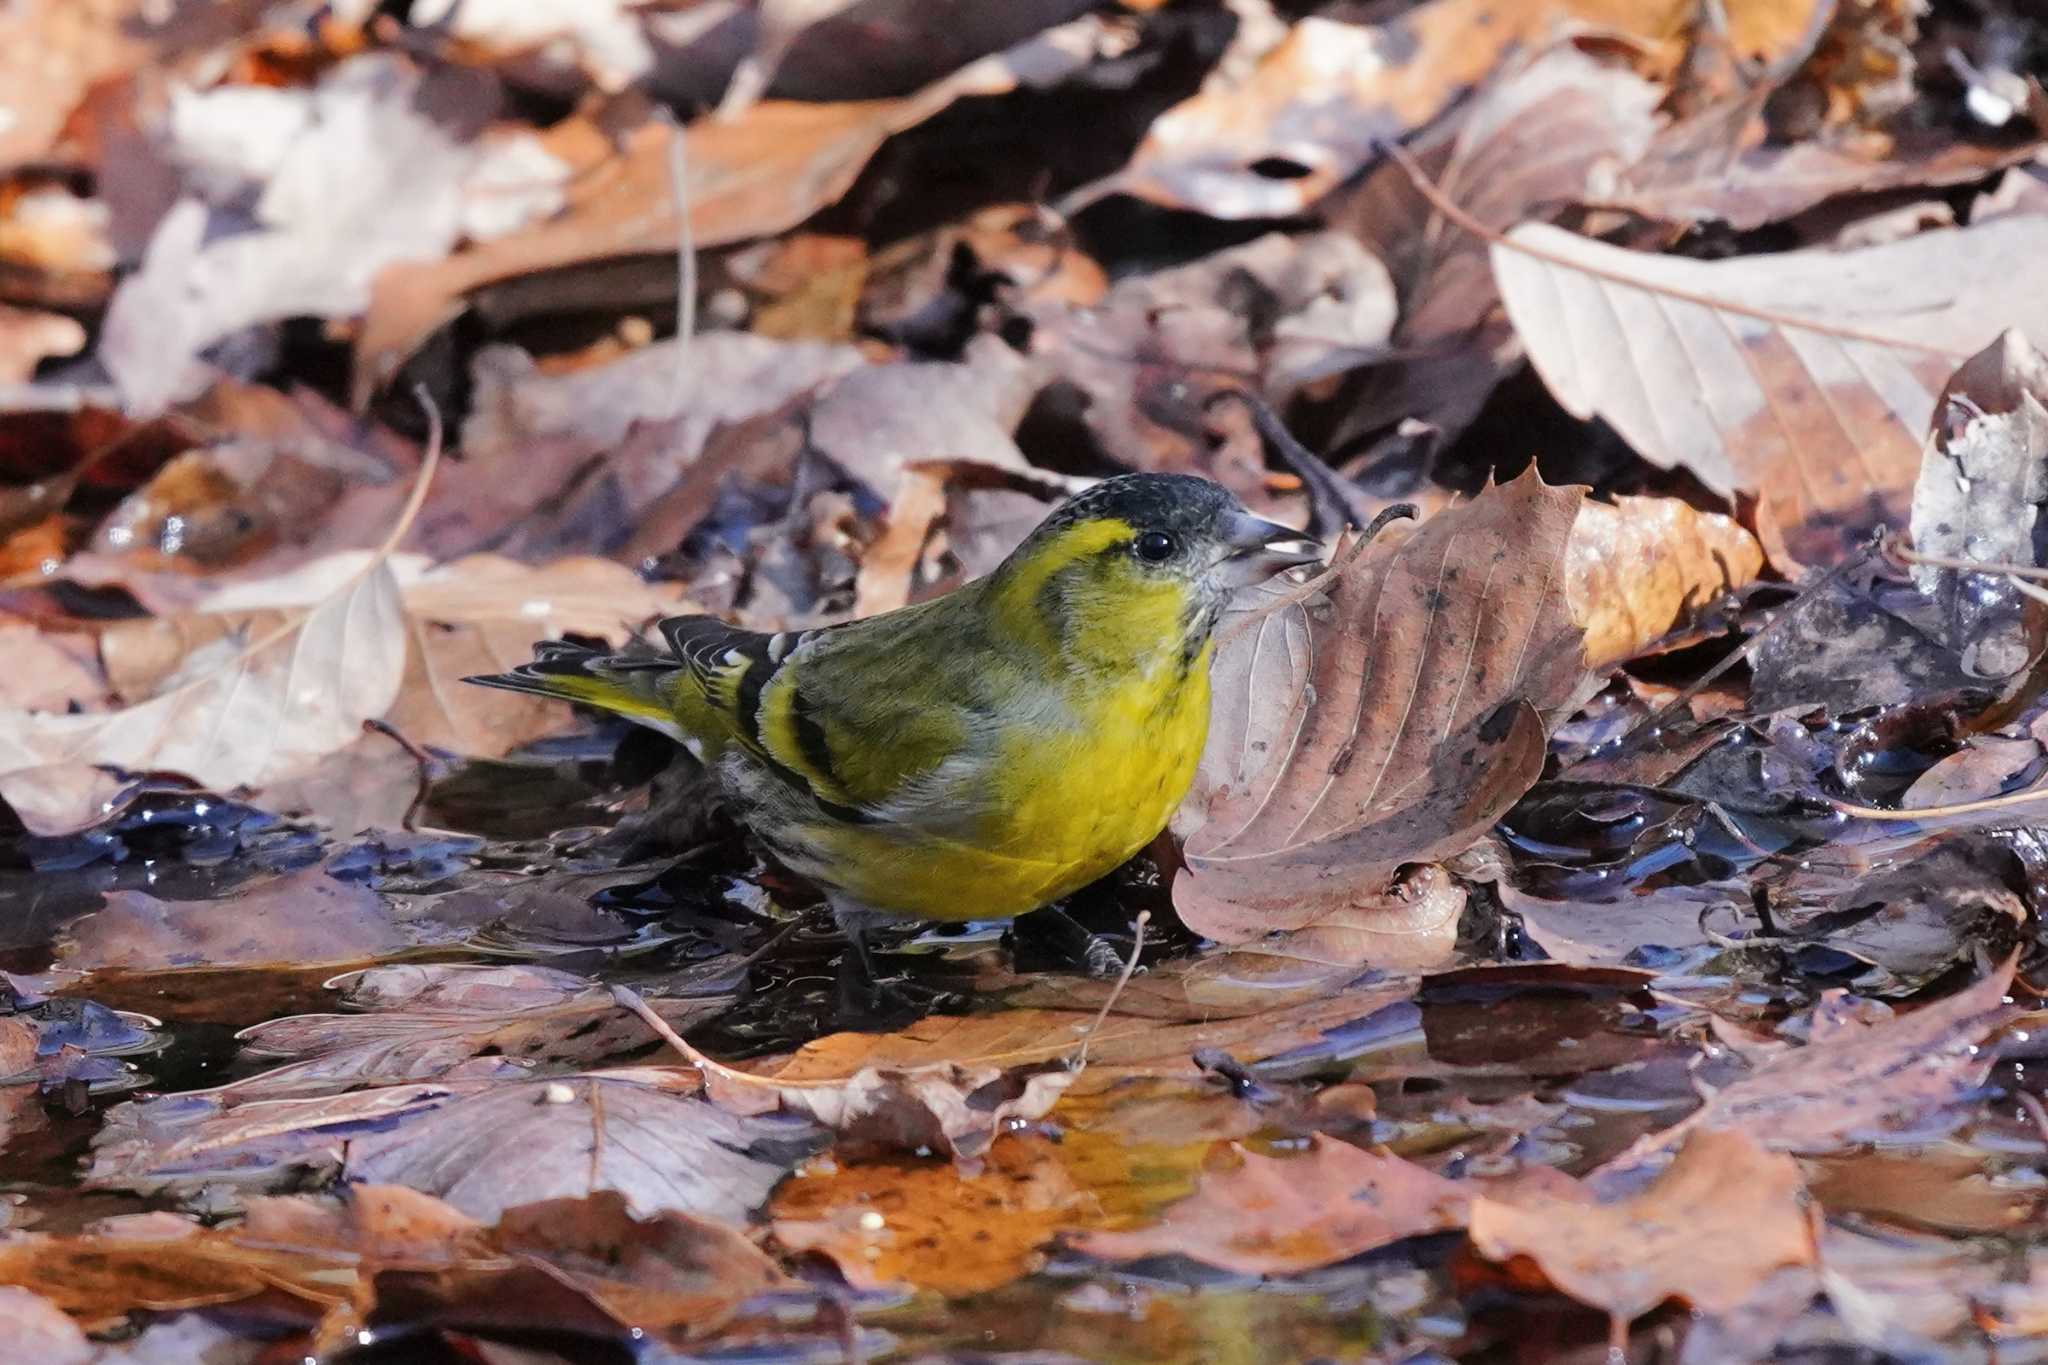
[657,610,983,828]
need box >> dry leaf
[1105,0,1680,219]
[1,549,689,835]
[1073,1135,1470,1275]
[101,56,492,414]
[0,306,86,384]
[0,0,155,168]
[617,987,1071,1162]
[1607,132,2041,233]
[1468,1128,1814,1326]
[60,860,401,972]
[354,16,1112,396]
[1326,39,1664,449]
[0,547,407,835]
[0,1286,89,1365]
[1174,471,1591,941]
[224,964,729,1100]
[1566,496,1766,668]
[1493,213,2048,569]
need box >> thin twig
[1889,542,2048,583]
[663,111,697,370]
[1215,502,1417,648]
[1071,911,1148,1072]
[361,718,434,831]
[1828,785,2048,822]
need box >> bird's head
[989,473,1322,669]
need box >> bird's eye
[1135,530,1177,563]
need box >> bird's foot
[1016,905,1126,979]
[836,960,963,1022]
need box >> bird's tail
[464,641,694,747]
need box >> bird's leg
[1021,904,1124,978]
[830,898,950,1017]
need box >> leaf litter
[8,2,2048,1360]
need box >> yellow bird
[468,473,1318,982]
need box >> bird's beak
[1215,511,1323,588]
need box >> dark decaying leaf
[59,859,403,972]
[1607,956,2018,1167]
[1747,564,1989,716]
[1494,214,2048,569]
[224,964,731,1099]
[1773,836,2029,995]
[1907,329,2048,681]
[1174,471,1591,941]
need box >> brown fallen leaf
[1174,471,1591,941]
[1806,1146,2044,1235]
[851,459,1079,616]
[0,0,157,168]
[224,963,730,1100]
[1906,330,2048,682]
[1607,956,2018,1167]
[59,859,402,973]
[1072,1135,1470,1275]
[447,332,864,556]
[460,1191,789,1341]
[87,1081,473,1199]
[1607,130,2041,233]
[771,1133,1091,1294]
[354,16,1112,396]
[1490,213,2048,570]
[1023,230,1396,472]
[0,306,86,384]
[760,975,1418,1085]
[5,544,690,835]
[1180,861,1467,992]
[1566,495,1766,669]
[1325,38,1664,452]
[613,986,1070,1163]
[100,55,497,415]
[1101,0,1679,220]
[1467,1128,1815,1331]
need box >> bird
[466,472,1320,990]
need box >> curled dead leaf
[1175,471,1591,942]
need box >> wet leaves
[1073,1136,1470,1275]
[1467,1129,1815,1327]
[10,1,2048,1360]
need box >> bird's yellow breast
[813,640,1214,922]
